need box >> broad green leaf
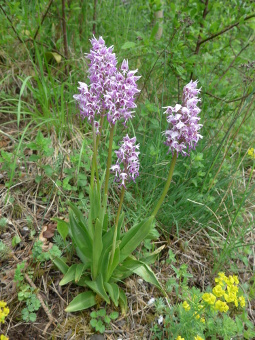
[120,217,154,262]
[45,51,62,64]
[119,288,127,315]
[85,274,110,304]
[92,218,103,280]
[69,212,92,260]
[105,282,119,307]
[52,256,69,274]
[121,41,136,49]
[65,291,97,312]
[98,228,115,280]
[69,202,93,240]
[106,246,120,282]
[89,185,101,222]
[59,264,77,286]
[103,212,108,231]
[75,263,86,283]
[56,220,69,241]
[140,245,165,265]
[133,262,163,292]
[112,256,141,281]
[117,212,124,240]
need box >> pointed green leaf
[65,291,97,312]
[59,264,77,286]
[85,275,110,304]
[92,218,103,280]
[52,256,69,274]
[98,228,114,280]
[105,282,119,307]
[69,212,92,259]
[120,217,154,262]
[69,203,93,240]
[119,288,127,315]
[133,262,163,292]
[56,220,69,241]
[141,245,165,265]
[89,185,101,222]
[106,246,120,282]
[75,263,86,283]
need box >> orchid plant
[52,36,203,313]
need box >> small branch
[204,91,253,103]
[0,4,23,43]
[217,39,253,84]
[190,0,209,80]
[33,0,54,40]
[199,13,255,47]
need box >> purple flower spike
[110,134,140,188]
[104,65,140,126]
[163,80,203,156]
[73,36,140,130]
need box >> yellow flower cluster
[0,301,9,324]
[202,272,245,312]
[182,300,205,324]
[248,148,255,159]
[175,336,204,340]
[0,335,9,340]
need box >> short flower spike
[110,134,140,187]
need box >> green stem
[96,115,105,150]
[90,124,97,189]
[104,125,115,196]
[110,185,125,265]
[151,151,177,217]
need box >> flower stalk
[151,151,177,217]
[110,185,125,266]
[104,125,115,196]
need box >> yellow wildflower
[194,336,204,340]
[0,335,9,340]
[202,293,216,305]
[239,296,245,308]
[183,301,191,311]
[248,148,255,159]
[0,301,7,308]
[176,336,185,340]
[213,284,225,297]
[0,301,9,324]
[214,300,229,312]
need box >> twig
[190,0,209,80]
[217,39,253,84]
[0,4,23,43]
[199,13,255,47]
[33,0,54,41]
[24,273,57,335]
[204,91,253,103]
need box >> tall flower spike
[73,36,140,129]
[110,134,140,187]
[104,60,140,126]
[163,80,203,156]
